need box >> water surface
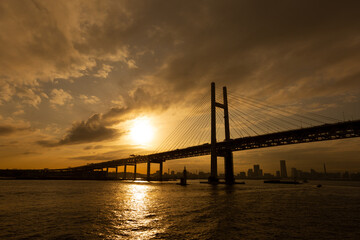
[0,180,359,239]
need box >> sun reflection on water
[113,184,163,239]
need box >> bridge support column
[209,83,235,184]
[223,86,234,185]
[115,166,118,179]
[209,82,218,184]
[147,161,151,181]
[159,161,163,181]
[133,164,137,180]
[123,164,127,180]
[224,150,235,184]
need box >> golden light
[130,117,155,145]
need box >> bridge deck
[67,120,360,172]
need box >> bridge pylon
[209,82,235,184]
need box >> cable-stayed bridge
[66,83,360,184]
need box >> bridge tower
[209,82,235,184]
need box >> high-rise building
[280,160,287,178]
[253,165,260,178]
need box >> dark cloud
[150,0,360,100]
[2,1,360,102]
[0,125,28,136]
[0,126,16,136]
[62,0,360,107]
[38,113,122,147]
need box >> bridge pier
[123,164,127,180]
[115,166,118,179]
[224,150,235,184]
[133,164,137,180]
[147,161,151,181]
[159,161,163,181]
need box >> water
[0,180,359,239]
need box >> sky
[0,0,359,174]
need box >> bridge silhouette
[65,83,360,184]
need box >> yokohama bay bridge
[62,82,360,184]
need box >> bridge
[62,82,360,184]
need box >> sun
[130,117,155,145]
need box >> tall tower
[280,160,287,178]
[209,82,234,184]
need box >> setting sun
[130,117,155,145]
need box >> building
[247,169,254,178]
[291,168,298,179]
[253,165,260,178]
[263,173,274,178]
[237,172,246,178]
[280,160,287,178]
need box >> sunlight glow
[130,117,155,145]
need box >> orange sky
[0,0,359,173]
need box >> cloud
[58,114,119,145]
[0,82,15,105]
[50,89,73,108]
[37,111,124,147]
[0,125,28,136]
[0,0,130,104]
[84,145,104,150]
[38,84,177,147]
[16,88,43,108]
[0,126,17,136]
[79,95,100,104]
[127,59,138,69]
[94,64,113,78]
[2,0,359,107]
[12,109,25,116]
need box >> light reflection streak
[113,184,163,239]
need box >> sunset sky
[0,0,359,174]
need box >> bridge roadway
[67,120,360,172]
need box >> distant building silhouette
[291,168,298,179]
[280,160,287,178]
[253,165,260,178]
[247,169,253,178]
